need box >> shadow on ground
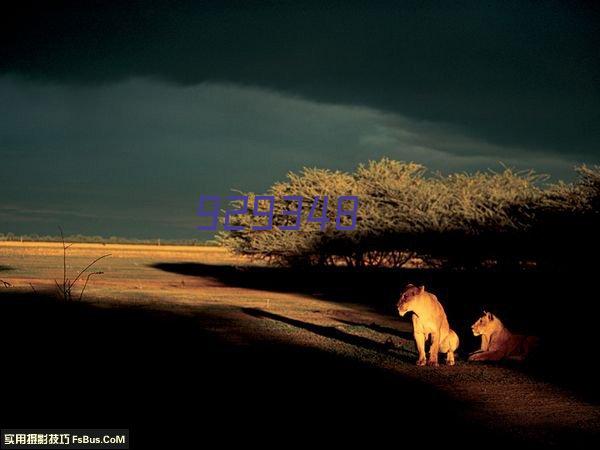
[242,307,416,361]
[152,262,600,403]
[0,290,539,448]
[333,318,414,340]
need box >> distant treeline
[218,158,600,269]
[0,233,214,246]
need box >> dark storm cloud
[1,0,599,158]
[0,78,577,238]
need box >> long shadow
[0,289,551,448]
[333,318,414,340]
[242,307,415,361]
[0,265,12,272]
[152,261,600,403]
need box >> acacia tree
[218,158,599,268]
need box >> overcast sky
[1,1,599,238]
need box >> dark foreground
[1,259,599,449]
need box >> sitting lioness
[396,284,459,366]
[468,312,538,362]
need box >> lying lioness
[468,312,538,362]
[396,284,459,366]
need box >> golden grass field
[1,241,599,446]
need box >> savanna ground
[0,242,598,448]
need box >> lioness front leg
[414,332,426,366]
[469,335,490,357]
[428,331,439,366]
[468,350,504,362]
[480,335,490,352]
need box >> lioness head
[471,312,497,336]
[396,284,425,317]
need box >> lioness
[396,284,459,366]
[468,312,538,362]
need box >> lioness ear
[487,312,494,320]
[419,285,425,293]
